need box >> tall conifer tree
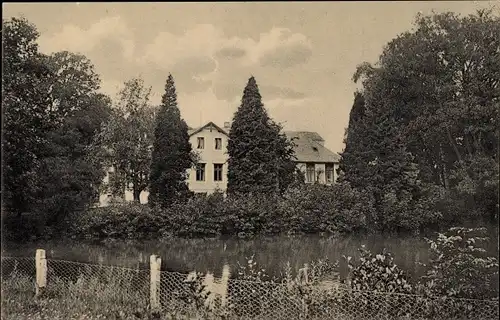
[227,76,296,195]
[149,74,193,207]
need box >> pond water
[2,231,498,280]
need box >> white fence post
[35,249,47,297]
[150,254,161,312]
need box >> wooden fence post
[150,254,161,312]
[35,249,47,297]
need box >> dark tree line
[339,9,499,232]
[3,18,112,234]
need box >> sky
[3,1,497,152]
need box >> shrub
[163,192,226,238]
[222,193,283,237]
[280,182,375,235]
[280,184,337,234]
[417,227,499,300]
[67,203,166,240]
[344,245,413,293]
[329,182,376,234]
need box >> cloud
[139,56,216,96]
[139,25,312,69]
[88,38,137,80]
[213,82,245,102]
[99,79,123,100]
[138,24,226,67]
[215,47,247,59]
[260,85,307,100]
[248,28,313,68]
[177,88,238,128]
[38,16,134,60]
[259,44,312,68]
[170,56,217,93]
[265,97,321,128]
[39,17,314,109]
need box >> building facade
[186,122,230,195]
[97,122,230,206]
[97,124,339,206]
[284,131,340,185]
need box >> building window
[326,164,334,184]
[196,163,206,181]
[197,137,205,149]
[214,163,223,181]
[306,164,315,183]
[215,138,222,150]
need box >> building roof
[188,122,229,137]
[284,131,340,163]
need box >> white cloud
[38,16,135,60]
[177,88,237,128]
[37,17,314,123]
[138,24,226,67]
[138,25,312,69]
[246,28,312,66]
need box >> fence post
[150,254,161,312]
[35,249,47,297]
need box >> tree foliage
[227,76,297,195]
[102,78,155,202]
[149,74,193,208]
[418,227,499,300]
[2,17,53,217]
[339,10,500,232]
[2,17,111,234]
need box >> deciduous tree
[2,17,112,233]
[102,78,155,202]
[340,10,500,231]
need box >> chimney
[224,122,231,130]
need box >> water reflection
[3,233,498,280]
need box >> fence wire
[1,256,499,320]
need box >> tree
[227,76,296,195]
[2,17,112,235]
[31,51,112,227]
[102,78,155,202]
[343,9,499,230]
[149,74,193,208]
[338,91,369,186]
[2,17,53,217]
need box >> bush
[163,192,226,238]
[67,203,167,240]
[417,227,499,300]
[280,184,336,234]
[53,183,379,240]
[330,182,376,234]
[344,245,413,293]
[222,192,283,237]
[44,180,497,241]
[280,182,375,235]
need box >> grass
[1,269,152,320]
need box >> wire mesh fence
[1,255,499,320]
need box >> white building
[97,123,339,206]
[97,121,230,206]
[186,121,230,195]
